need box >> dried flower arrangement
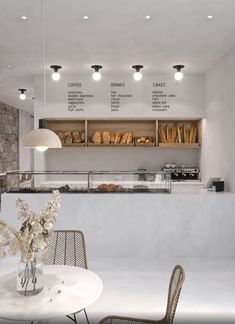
[0,190,61,263]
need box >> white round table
[0,265,103,321]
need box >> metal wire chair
[99,265,185,324]
[44,230,89,324]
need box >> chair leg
[66,313,77,323]
[66,309,88,324]
[84,309,89,324]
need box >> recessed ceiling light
[207,14,214,20]
[83,15,89,20]
[145,15,151,20]
[21,15,28,20]
[7,64,12,68]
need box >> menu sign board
[35,74,204,118]
[152,82,176,112]
[66,81,176,113]
[67,83,94,112]
[110,82,133,112]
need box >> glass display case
[88,171,171,193]
[5,170,171,194]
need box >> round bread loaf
[102,131,111,144]
[92,131,102,144]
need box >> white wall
[200,46,235,192]
[34,73,205,172]
[46,147,199,172]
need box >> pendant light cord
[41,0,46,118]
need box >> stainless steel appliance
[162,167,199,181]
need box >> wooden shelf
[159,143,200,148]
[62,143,85,147]
[87,143,134,147]
[45,118,202,149]
[135,143,156,147]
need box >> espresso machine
[162,165,200,181]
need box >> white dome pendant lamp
[23,0,62,152]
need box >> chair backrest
[164,265,185,324]
[44,230,88,269]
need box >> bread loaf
[166,125,170,143]
[73,131,81,143]
[92,131,102,144]
[160,125,167,143]
[120,132,128,144]
[171,124,177,143]
[80,132,85,143]
[127,132,133,144]
[183,125,187,143]
[177,125,182,143]
[102,131,111,144]
[65,131,73,144]
[110,132,116,144]
[192,124,197,143]
[189,124,195,143]
[114,132,122,144]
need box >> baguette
[166,125,170,143]
[177,124,182,143]
[183,125,187,143]
[171,124,177,143]
[192,124,198,143]
[160,125,167,143]
[189,124,195,143]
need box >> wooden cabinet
[45,118,201,149]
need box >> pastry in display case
[5,171,171,194]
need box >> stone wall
[0,102,19,171]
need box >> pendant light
[132,65,143,81]
[18,89,27,100]
[23,0,62,152]
[50,65,62,81]
[91,65,103,81]
[173,65,185,81]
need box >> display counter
[2,190,235,259]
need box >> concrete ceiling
[1,0,235,114]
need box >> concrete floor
[1,256,235,324]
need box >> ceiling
[1,0,235,114]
